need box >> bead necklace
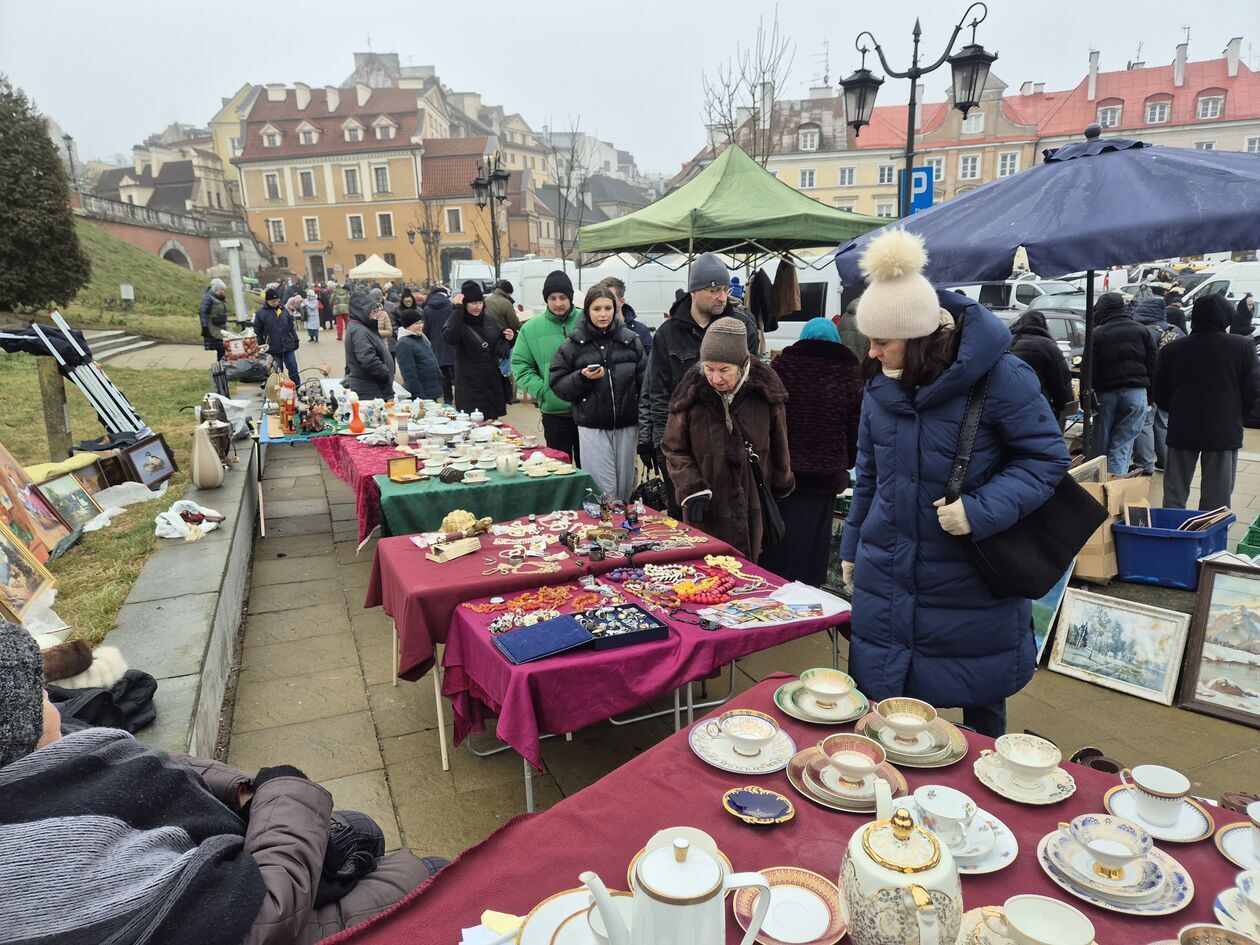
[478,560,564,578]
[537,510,580,531]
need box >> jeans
[1094,388,1148,475]
[962,700,1007,738]
[307,328,319,342]
[1132,405,1169,472]
[276,350,300,382]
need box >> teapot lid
[637,839,723,904]
[860,807,941,875]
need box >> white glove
[841,560,855,592]
[933,497,972,536]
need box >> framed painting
[0,440,71,562]
[122,434,178,490]
[1180,560,1260,729]
[1067,455,1107,484]
[1049,588,1191,705]
[0,521,56,622]
[36,472,102,530]
[72,460,109,496]
[1032,565,1074,663]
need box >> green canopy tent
[578,144,884,269]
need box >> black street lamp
[841,3,997,218]
[61,133,78,192]
[406,219,443,285]
[470,152,510,280]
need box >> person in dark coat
[1164,287,1187,333]
[1234,293,1257,336]
[253,286,301,381]
[1154,294,1260,511]
[760,318,863,586]
[483,280,522,334]
[599,276,653,355]
[343,292,395,399]
[839,231,1068,738]
[421,286,456,402]
[640,253,759,511]
[395,309,444,400]
[662,317,794,561]
[1008,311,1073,417]
[836,298,869,364]
[1130,295,1186,474]
[549,284,646,500]
[199,278,229,361]
[1090,291,1156,475]
[443,280,513,419]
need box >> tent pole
[1081,270,1095,457]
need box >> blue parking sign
[900,166,934,215]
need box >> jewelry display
[478,560,564,577]
[573,604,667,640]
[465,585,574,612]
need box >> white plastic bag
[155,500,224,541]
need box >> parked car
[1183,262,1260,309]
[949,276,1077,312]
[998,305,1087,368]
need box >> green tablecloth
[373,469,598,537]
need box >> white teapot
[495,455,520,477]
[839,807,962,945]
[582,833,770,945]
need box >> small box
[587,604,670,651]
[1073,472,1151,585]
[388,455,420,482]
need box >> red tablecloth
[325,673,1240,945]
[314,426,568,541]
[443,562,849,770]
[364,512,738,680]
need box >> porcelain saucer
[732,866,847,945]
[689,720,796,775]
[550,892,633,945]
[1103,785,1216,843]
[973,751,1076,805]
[517,888,595,945]
[1214,887,1260,938]
[723,786,796,826]
[953,808,1019,876]
[1036,834,1194,917]
[1040,830,1167,901]
[787,749,906,814]
[958,907,1003,945]
[855,713,969,769]
[1215,821,1260,871]
[804,754,908,808]
[773,680,868,724]
[858,711,952,756]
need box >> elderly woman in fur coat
[662,317,794,560]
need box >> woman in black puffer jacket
[549,284,646,499]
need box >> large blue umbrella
[834,129,1260,449]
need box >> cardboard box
[1073,473,1151,584]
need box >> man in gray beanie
[639,252,758,512]
[199,277,230,361]
[0,619,50,768]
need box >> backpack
[1153,323,1182,350]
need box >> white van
[497,257,581,321]
[1183,261,1260,307]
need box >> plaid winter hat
[0,619,45,768]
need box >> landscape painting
[1032,565,1073,663]
[1181,561,1260,729]
[1049,589,1191,705]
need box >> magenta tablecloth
[441,561,850,769]
[313,426,567,540]
[326,673,1241,945]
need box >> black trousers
[541,413,581,466]
[962,701,1007,738]
[439,366,455,404]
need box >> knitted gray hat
[688,253,730,292]
[0,619,45,768]
[699,317,750,366]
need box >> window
[1247,137,1260,154]
[347,214,365,240]
[264,173,281,200]
[1146,101,1169,123]
[299,130,316,145]
[997,152,1020,178]
[877,164,895,185]
[376,124,395,140]
[229,136,241,156]
[837,166,855,187]
[1197,95,1224,119]
[383,252,397,267]
[798,169,815,188]
[962,110,984,134]
[832,197,857,210]
[959,154,980,180]
[1195,141,1216,150]
[373,165,390,194]
[377,211,394,238]
[1096,105,1121,128]
[529,156,536,169]
[298,170,315,198]
[875,202,896,218]
[353,253,366,266]
[267,218,285,243]
[345,125,362,142]
[343,167,360,195]
[926,157,945,185]
[798,127,819,151]
[263,132,280,148]
[303,217,320,242]
[1015,284,1039,305]
[446,208,462,233]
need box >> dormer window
[1145,100,1170,123]
[798,125,819,151]
[1096,105,1122,128]
[297,122,319,146]
[263,132,280,148]
[373,117,398,141]
[1197,94,1224,119]
[343,119,365,143]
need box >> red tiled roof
[422,136,491,157]
[856,102,948,149]
[421,154,481,198]
[236,87,425,161]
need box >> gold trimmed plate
[786,747,907,813]
[854,712,969,768]
[517,887,590,945]
[804,751,908,808]
[1215,821,1260,871]
[722,786,796,826]
[549,891,632,945]
[773,679,869,724]
[973,750,1077,805]
[732,866,847,945]
[1103,784,1215,843]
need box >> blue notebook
[491,615,594,664]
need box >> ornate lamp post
[841,3,997,218]
[61,133,78,191]
[407,219,443,285]
[470,153,511,280]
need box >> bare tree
[701,9,796,166]
[543,117,595,262]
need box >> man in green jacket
[332,281,351,340]
[510,270,581,464]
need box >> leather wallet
[492,615,594,664]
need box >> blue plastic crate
[1112,508,1236,590]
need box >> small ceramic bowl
[722,786,795,826]
[876,697,938,743]
[799,667,855,709]
[819,733,886,785]
[1057,813,1152,880]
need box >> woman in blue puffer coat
[838,231,1069,737]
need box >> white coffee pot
[582,833,769,945]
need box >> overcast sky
[3,0,1257,175]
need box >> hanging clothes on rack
[748,268,775,332]
[772,262,801,319]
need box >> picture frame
[1032,564,1074,663]
[1067,455,1107,484]
[388,455,420,482]
[72,459,109,496]
[0,520,56,622]
[1179,560,1260,729]
[0,439,71,562]
[122,434,178,490]
[36,472,103,530]
[1049,588,1191,705]
[1124,502,1151,528]
[97,451,132,487]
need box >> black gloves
[201,325,212,340]
[684,496,711,523]
[252,765,309,792]
[637,444,657,472]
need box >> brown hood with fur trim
[662,360,793,560]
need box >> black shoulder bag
[732,415,786,550]
[946,371,1108,599]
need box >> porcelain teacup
[1237,869,1260,923]
[994,733,1062,790]
[1250,800,1260,859]
[1120,764,1190,827]
[1057,814,1152,881]
[703,710,779,757]
[913,784,977,850]
[875,697,937,745]
[818,733,885,787]
[799,667,854,710]
[982,895,1095,945]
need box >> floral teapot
[839,806,962,945]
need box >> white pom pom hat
[855,229,941,340]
